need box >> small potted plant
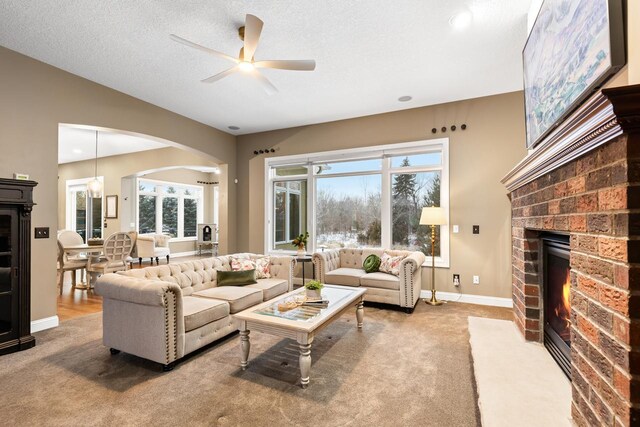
[292,231,309,256]
[304,280,324,300]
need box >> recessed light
[72,149,82,154]
[228,126,240,131]
[398,96,412,102]
[449,9,473,30]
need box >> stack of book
[302,299,329,309]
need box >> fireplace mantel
[502,85,640,192]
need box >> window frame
[136,178,204,241]
[273,181,303,245]
[265,138,450,267]
[65,177,104,242]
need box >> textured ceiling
[0,0,532,135]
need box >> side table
[295,255,314,286]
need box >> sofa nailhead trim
[163,294,170,363]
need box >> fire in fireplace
[542,233,571,377]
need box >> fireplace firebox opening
[541,233,571,378]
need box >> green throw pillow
[363,254,381,273]
[217,269,257,286]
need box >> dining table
[62,244,104,289]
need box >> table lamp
[419,207,446,306]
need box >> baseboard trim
[171,251,197,258]
[31,315,59,333]
[420,290,513,308]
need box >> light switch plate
[453,225,459,233]
[473,225,480,234]
[34,227,49,239]
[473,275,480,284]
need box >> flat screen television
[523,0,625,148]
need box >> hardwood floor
[56,255,206,321]
[57,278,103,322]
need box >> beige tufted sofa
[313,249,425,312]
[94,254,295,370]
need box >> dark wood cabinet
[0,178,36,355]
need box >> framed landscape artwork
[523,0,625,148]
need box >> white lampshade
[87,178,103,198]
[419,207,446,226]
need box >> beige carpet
[468,317,572,427]
[1,302,510,426]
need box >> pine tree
[392,157,417,246]
[162,187,178,237]
[139,195,156,234]
[183,193,198,238]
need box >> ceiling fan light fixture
[170,14,315,94]
[238,61,254,73]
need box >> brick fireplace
[503,85,640,427]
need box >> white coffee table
[233,284,366,388]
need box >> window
[66,178,103,242]
[391,170,441,255]
[273,180,307,250]
[316,174,381,249]
[137,179,203,239]
[265,139,450,266]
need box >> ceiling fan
[170,14,316,95]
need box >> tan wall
[630,0,640,84]
[236,91,527,299]
[0,46,235,322]
[58,147,219,254]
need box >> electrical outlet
[453,274,460,287]
[473,275,480,285]
[453,225,459,233]
[473,225,480,234]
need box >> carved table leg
[356,300,364,329]
[240,330,250,370]
[298,342,312,388]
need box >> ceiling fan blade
[254,60,316,71]
[243,14,264,61]
[252,70,278,95]
[201,66,239,83]
[170,34,237,63]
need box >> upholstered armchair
[136,233,171,266]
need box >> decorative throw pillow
[379,253,406,276]
[217,269,257,286]
[363,254,381,273]
[253,256,271,279]
[231,257,255,272]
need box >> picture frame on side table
[105,195,118,219]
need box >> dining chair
[125,231,138,269]
[58,229,87,293]
[56,240,86,295]
[87,232,134,286]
